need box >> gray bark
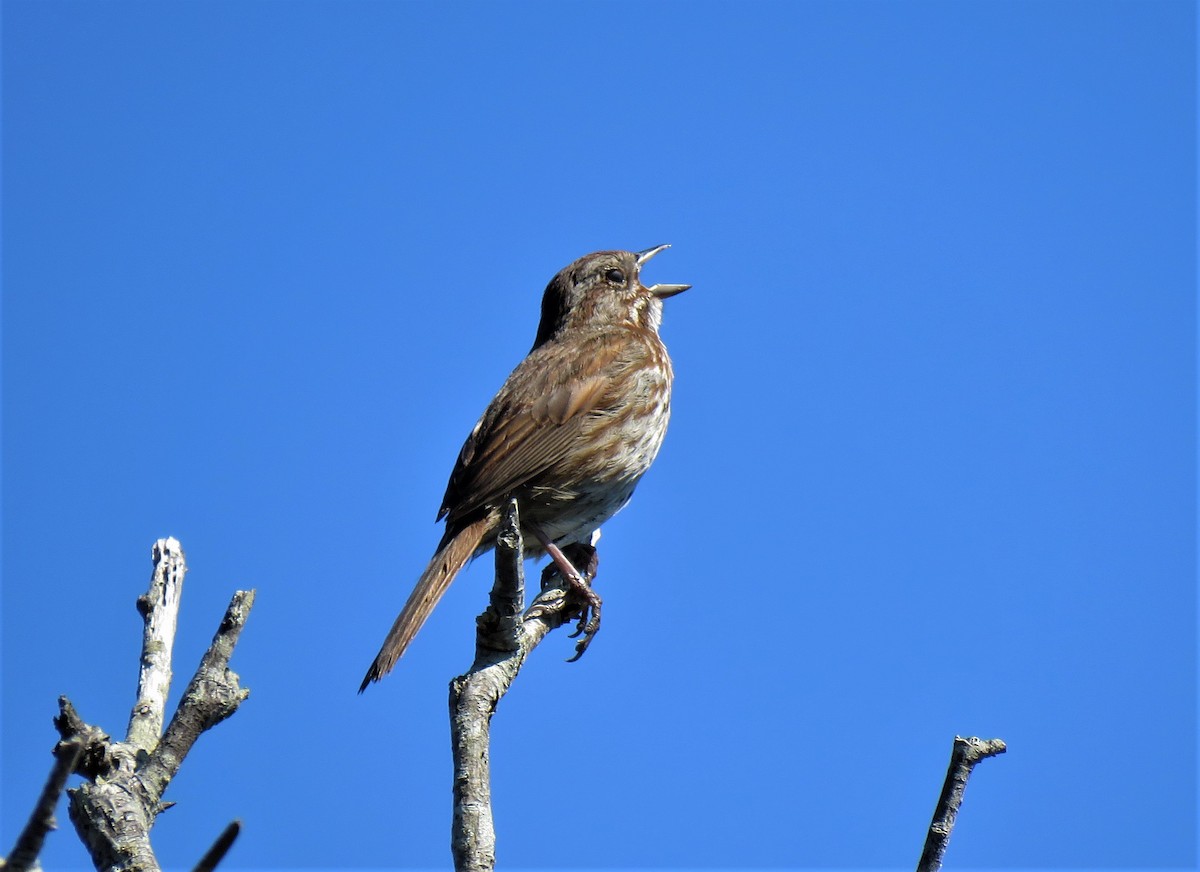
[47,539,253,872]
[448,500,591,872]
[917,735,1007,872]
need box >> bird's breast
[519,342,673,546]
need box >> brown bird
[360,245,689,691]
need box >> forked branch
[31,539,254,872]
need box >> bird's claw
[561,571,601,661]
[565,597,601,662]
[534,539,602,661]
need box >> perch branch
[917,735,1007,872]
[449,499,593,872]
[2,737,85,872]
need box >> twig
[917,735,1007,872]
[127,537,187,752]
[2,738,85,872]
[52,697,112,782]
[191,820,241,872]
[448,499,590,872]
[139,590,255,803]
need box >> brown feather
[359,514,495,691]
[438,333,631,527]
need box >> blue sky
[2,1,1194,869]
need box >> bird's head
[533,245,690,348]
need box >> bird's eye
[605,268,626,285]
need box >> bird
[360,245,688,691]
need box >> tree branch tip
[216,590,256,631]
[229,588,257,610]
[152,536,186,561]
[53,697,97,741]
[192,819,241,872]
[954,736,1007,761]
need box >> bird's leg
[554,539,604,642]
[526,524,602,661]
[549,542,602,661]
[556,541,600,636]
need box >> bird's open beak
[636,244,671,266]
[636,244,691,299]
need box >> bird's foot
[564,581,601,662]
[532,536,602,661]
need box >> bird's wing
[438,332,634,527]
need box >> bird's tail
[359,515,493,692]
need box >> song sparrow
[359,245,688,691]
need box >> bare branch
[140,590,255,804]
[191,820,241,872]
[56,699,159,869]
[127,538,187,752]
[449,500,591,872]
[917,735,1007,872]
[62,721,161,872]
[52,543,255,872]
[3,738,85,872]
[448,501,521,872]
[486,500,527,651]
[53,697,113,782]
